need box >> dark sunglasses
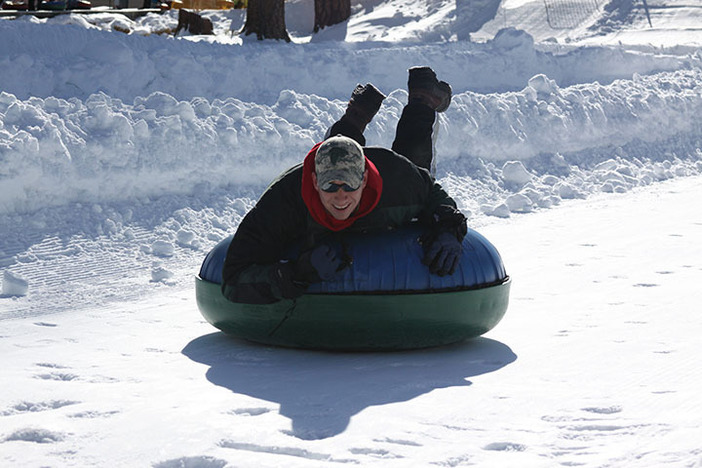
[321,182,360,193]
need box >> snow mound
[2,270,29,297]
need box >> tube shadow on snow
[182,333,517,440]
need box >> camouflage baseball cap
[314,135,365,191]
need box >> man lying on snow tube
[197,67,510,350]
[197,227,511,350]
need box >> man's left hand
[423,232,462,276]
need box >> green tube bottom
[196,276,511,351]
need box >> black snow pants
[326,102,437,173]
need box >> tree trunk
[314,0,351,33]
[242,0,290,42]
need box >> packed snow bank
[439,67,702,162]
[1,19,701,104]
[2,67,701,216]
[0,89,322,214]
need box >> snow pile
[438,67,702,162]
[1,270,29,297]
[2,16,701,103]
[1,67,700,216]
[0,89,321,214]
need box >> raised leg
[326,83,386,146]
[391,67,452,172]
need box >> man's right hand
[274,244,346,300]
[294,244,344,282]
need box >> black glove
[273,245,347,300]
[294,244,344,282]
[422,232,462,276]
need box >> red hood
[301,141,383,232]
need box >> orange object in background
[169,0,236,10]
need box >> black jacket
[222,146,467,304]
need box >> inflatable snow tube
[196,226,511,350]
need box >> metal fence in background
[543,0,601,29]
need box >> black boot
[342,83,386,132]
[408,66,452,113]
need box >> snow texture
[1,0,701,466]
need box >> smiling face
[312,170,368,220]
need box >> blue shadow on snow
[182,334,517,441]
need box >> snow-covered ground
[1,0,701,466]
